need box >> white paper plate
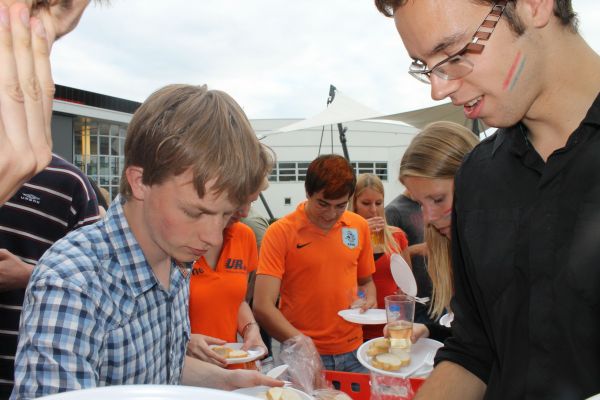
[338,308,387,325]
[390,254,417,297]
[266,364,289,379]
[357,337,443,378]
[439,312,454,328]
[38,385,256,399]
[233,385,313,400]
[210,342,266,365]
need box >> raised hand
[0,1,54,205]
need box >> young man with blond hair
[375,0,600,399]
[11,84,280,398]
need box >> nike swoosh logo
[296,242,311,249]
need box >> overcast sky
[51,0,600,120]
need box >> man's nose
[369,204,378,215]
[199,216,224,247]
[421,205,439,225]
[324,206,338,219]
[238,204,251,219]
[430,74,461,101]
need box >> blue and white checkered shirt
[11,197,191,399]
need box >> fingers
[0,1,52,204]
[203,335,226,346]
[187,335,228,366]
[367,217,385,231]
[187,346,227,367]
[241,341,253,351]
[31,16,53,153]
[410,323,429,343]
[13,6,52,171]
[0,248,17,261]
[0,2,29,155]
[241,337,266,352]
[360,298,377,313]
[210,352,227,367]
[256,375,284,388]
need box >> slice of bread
[211,346,248,359]
[212,346,231,358]
[371,352,410,371]
[281,389,302,400]
[266,387,284,400]
[227,349,249,358]
[265,387,302,400]
[366,337,390,356]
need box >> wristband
[241,321,258,337]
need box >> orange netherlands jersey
[258,202,376,355]
[189,222,258,342]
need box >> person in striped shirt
[0,154,101,399]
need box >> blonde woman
[348,173,409,340]
[399,121,479,341]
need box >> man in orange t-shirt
[254,154,377,372]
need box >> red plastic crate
[324,370,425,400]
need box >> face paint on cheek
[502,51,526,91]
[442,207,452,221]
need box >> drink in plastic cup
[371,229,385,246]
[384,294,415,353]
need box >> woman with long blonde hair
[399,121,479,340]
[348,173,409,340]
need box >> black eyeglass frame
[408,1,508,84]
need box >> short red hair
[305,154,356,199]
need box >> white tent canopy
[265,89,481,136]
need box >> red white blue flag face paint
[503,51,526,91]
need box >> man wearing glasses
[375,1,600,399]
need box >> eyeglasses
[409,1,507,84]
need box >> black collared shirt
[437,93,600,400]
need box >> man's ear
[125,166,146,201]
[517,0,554,29]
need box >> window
[73,117,127,200]
[268,161,388,182]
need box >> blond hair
[400,121,479,318]
[120,84,273,205]
[348,173,401,255]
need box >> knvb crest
[342,228,358,249]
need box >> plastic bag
[278,334,328,393]
[369,371,414,400]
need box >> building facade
[52,85,417,218]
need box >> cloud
[50,0,600,119]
